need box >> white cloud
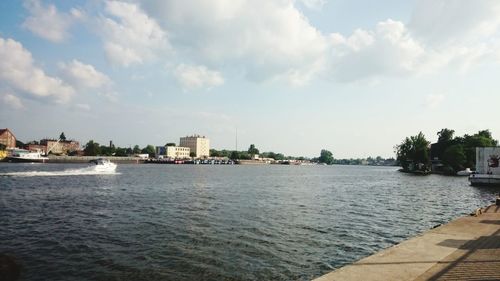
[298,0,326,10]
[329,19,425,81]
[2,94,25,110]
[100,1,169,66]
[0,37,74,103]
[174,64,224,90]
[425,94,445,109]
[75,103,91,111]
[409,0,500,47]
[22,0,83,43]
[141,0,328,84]
[59,60,111,89]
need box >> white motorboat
[456,168,472,176]
[91,158,117,172]
[6,149,49,163]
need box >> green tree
[132,145,141,154]
[395,132,430,172]
[115,147,128,157]
[166,143,176,147]
[247,144,259,157]
[319,149,334,165]
[461,130,498,168]
[141,145,156,157]
[59,132,66,141]
[230,151,239,160]
[442,144,466,172]
[84,140,100,156]
[100,145,116,156]
[437,128,455,143]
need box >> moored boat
[469,147,500,186]
[469,173,500,187]
[6,149,49,163]
[457,168,472,176]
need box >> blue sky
[1,0,500,158]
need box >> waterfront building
[156,146,166,157]
[166,146,190,159]
[179,135,210,158]
[0,128,16,148]
[39,139,80,155]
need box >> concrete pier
[313,204,500,281]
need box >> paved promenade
[313,204,500,281]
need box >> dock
[313,204,500,281]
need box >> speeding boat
[90,158,117,172]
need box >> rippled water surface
[1,163,499,280]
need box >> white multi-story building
[179,135,210,158]
[166,146,190,159]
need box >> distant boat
[6,149,49,163]
[456,168,472,176]
[90,158,117,172]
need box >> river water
[1,163,498,280]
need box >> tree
[84,140,100,156]
[247,144,259,157]
[115,147,128,157]
[132,145,141,154]
[395,132,430,172]
[319,149,334,165]
[166,143,176,147]
[141,145,156,157]
[462,130,498,168]
[16,140,25,148]
[190,152,196,158]
[230,151,239,160]
[59,132,66,141]
[437,128,454,143]
[442,144,466,172]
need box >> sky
[1,0,500,158]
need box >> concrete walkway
[313,204,500,281]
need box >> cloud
[100,1,169,66]
[22,0,83,43]
[59,60,111,89]
[329,19,425,81]
[141,0,328,84]
[174,64,224,90]
[2,94,25,110]
[327,7,500,83]
[0,37,74,103]
[425,94,445,109]
[74,103,91,111]
[298,0,326,10]
[408,0,500,47]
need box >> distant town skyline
[1,1,500,158]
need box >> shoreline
[313,203,500,281]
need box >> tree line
[83,140,156,157]
[395,129,497,174]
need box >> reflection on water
[0,163,498,281]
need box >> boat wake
[0,165,120,177]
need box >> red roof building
[0,128,16,148]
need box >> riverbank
[47,155,145,164]
[313,203,500,281]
